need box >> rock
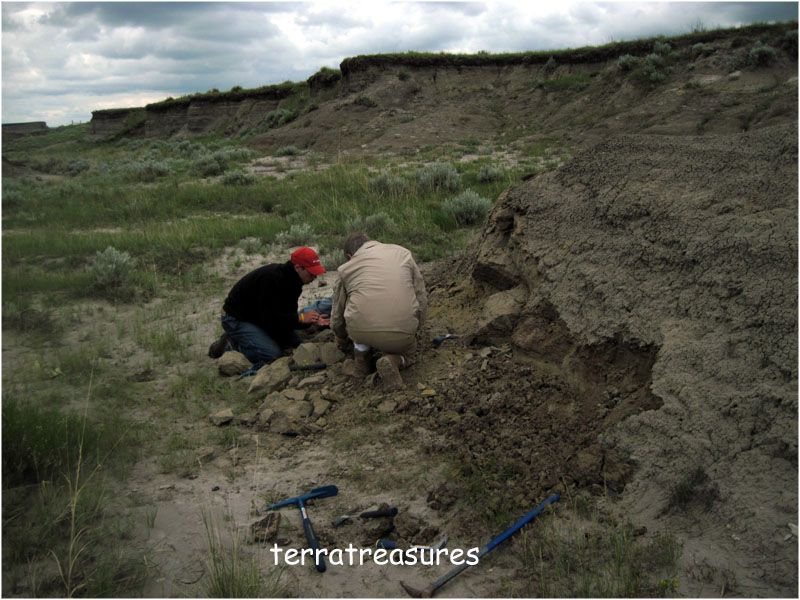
[416,382,427,391]
[312,398,332,417]
[728,70,741,80]
[209,409,234,426]
[269,413,297,435]
[315,417,328,427]
[420,388,437,397]
[258,408,275,428]
[476,286,527,338]
[395,513,422,540]
[478,347,493,358]
[438,410,461,426]
[377,400,397,413]
[298,374,327,388]
[218,351,251,376]
[292,343,322,366]
[341,359,356,377]
[248,357,292,395]
[319,342,345,365]
[233,413,258,427]
[196,446,216,463]
[321,388,343,402]
[283,388,308,402]
[413,525,441,546]
[427,483,458,511]
[260,391,312,420]
[312,329,335,342]
[250,513,281,544]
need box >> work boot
[207,332,230,359]
[376,354,405,390]
[352,349,373,379]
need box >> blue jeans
[221,314,301,371]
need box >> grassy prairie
[1,123,537,595]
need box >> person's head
[290,246,326,284]
[343,233,370,260]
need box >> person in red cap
[208,246,326,370]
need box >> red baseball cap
[290,247,326,275]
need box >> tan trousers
[348,329,417,357]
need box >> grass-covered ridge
[340,20,797,73]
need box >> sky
[1,1,797,126]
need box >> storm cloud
[2,1,796,126]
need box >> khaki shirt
[332,241,427,339]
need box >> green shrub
[748,42,778,67]
[354,95,377,108]
[66,159,90,176]
[195,154,226,177]
[641,53,668,83]
[88,246,136,297]
[321,248,346,271]
[275,145,299,156]
[690,43,713,58]
[238,237,264,254]
[653,41,672,55]
[344,212,397,235]
[222,170,255,186]
[416,162,462,192]
[442,190,491,226]
[127,160,170,182]
[275,223,315,247]
[369,170,408,196]
[477,165,504,182]
[780,29,798,54]
[616,54,640,72]
[265,108,297,128]
[175,140,205,157]
[543,56,558,74]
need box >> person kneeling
[331,233,427,389]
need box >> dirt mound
[458,123,797,594]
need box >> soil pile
[460,122,797,594]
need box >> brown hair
[344,233,370,257]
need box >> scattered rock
[312,398,332,417]
[321,388,343,402]
[218,351,251,376]
[420,388,437,397]
[427,483,458,511]
[260,391,312,420]
[478,347,494,358]
[293,343,322,366]
[209,408,234,426]
[233,413,258,427]
[248,357,292,394]
[250,513,281,544]
[283,388,308,402]
[298,374,327,388]
[417,382,427,391]
[395,513,422,540]
[196,446,216,463]
[728,70,741,80]
[258,408,275,428]
[212,485,220,492]
[315,417,328,427]
[377,400,397,413]
[341,359,356,378]
[319,342,345,365]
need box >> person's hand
[318,316,331,327]
[301,310,320,324]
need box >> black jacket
[223,261,302,344]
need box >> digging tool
[400,493,560,598]
[266,485,338,572]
